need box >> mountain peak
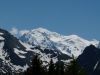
[65,34,80,39]
[31,27,51,34]
[19,28,99,57]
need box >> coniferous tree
[55,61,60,75]
[25,55,87,75]
[60,62,64,75]
[26,54,45,75]
[48,59,55,75]
[55,61,64,75]
[32,55,42,75]
[65,56,86,75]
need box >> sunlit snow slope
[19,28,99,57]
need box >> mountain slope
[77,45,100,75]
[0,28,29,72]
[0,28,70,73]
[0,27,99,73]
[19,28,99,57]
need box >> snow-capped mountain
[0,28,30,72]
[0,27,99,73]
[0,28,70,73]
[19,28,99,57]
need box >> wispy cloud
[10,27,18,36]
[19,30,29,36]
[10,27,29,37]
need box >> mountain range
[0,27,100,74]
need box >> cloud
[10,28,30,37]
[10,28,18,36]
[19,30,29,36]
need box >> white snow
[7,62,29,71]
[31,27,51,34]
[0,42,6,60]
[18,55,26,58]
[0,36,4,40]
[14,48,27,58]
[19,28,99,57]
[0,27,99,72]
[94,61,99,70]
[19,40,34,51]
[14,48,27,54]
[0,32,4,35]
[0,41,4,49]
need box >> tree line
[25,55,87,75]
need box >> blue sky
[0,0,100,40]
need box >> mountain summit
[0,27,99,73]
[19,28,99,57]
